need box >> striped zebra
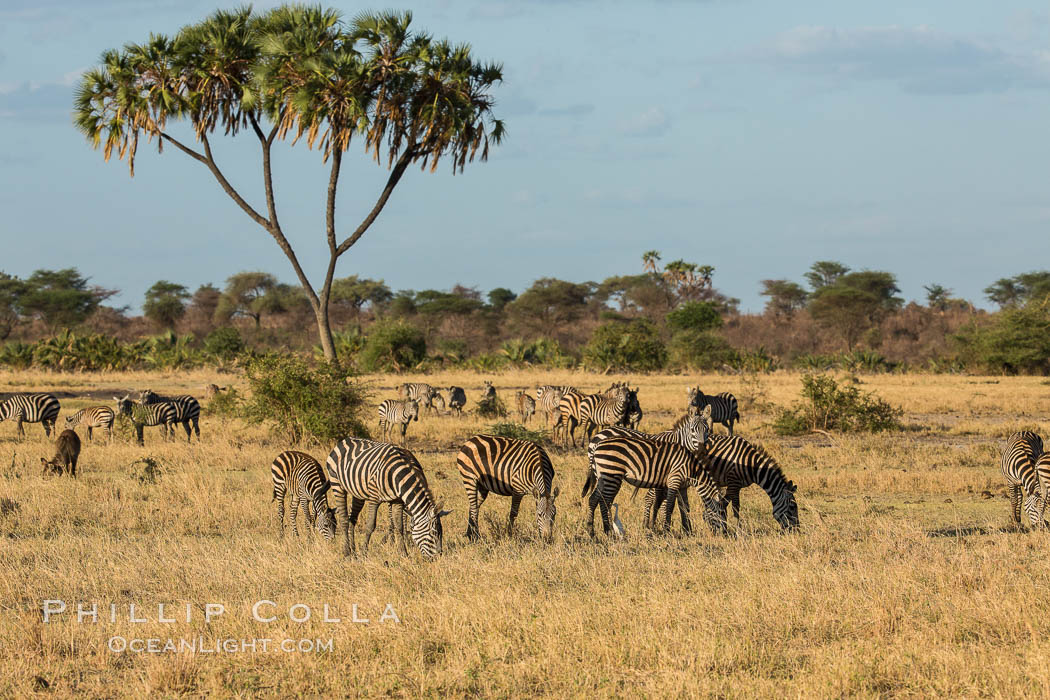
[516,391,536,425]
[456,435,559,541]
[535,385,573,427]
[554,389,586,447]
[619,386,642,430]
[688,388,740,436]
[587,434,727,538]
[584,406,713,532]
[482,381,496,401]
[377,399,419,445]
[139,389,201,442]
[324,438,450,558]
[398,382,435,415]
[661,434,799,530]
[0,393,60,438]
[579,385,630,442]
[1001,431,1044,528]
[115,395,177,445]
[1035,451,1050,526]
[270,451,336,539]
[447,386,467,415]
[64,406,115,442]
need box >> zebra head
[64,413,78,429]
[482,381,496,400]
[139,389,159,404]
[114,395,135,417]
[410,500,453,559]
[774,480,800,531]
[536,485,560,541]
[316,507,337,541]
[406,399,420,422]
[681,405,713,451]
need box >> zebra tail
[581,471,596,499]
[629,485,641,502]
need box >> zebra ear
[788,481,797,493]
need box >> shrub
[242,354,371,444]
[204,327,244,359]
[666,302,723,333]
[128,457,163,485]
[667,330,735,370]
[485,422,549,443]
[205,387,243,418]
[583,319,666,372]
[953,305,1050,374]
[358,319,426,372]
[773,374,903,435]
[475,394,508,418]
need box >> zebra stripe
[447,386,467,415]
[579,386,629,442]
[398,383,436,415]
[516,392,536,425]
[697,435,799,530]
[619,386,642,430]
[140,389,201,442]
[324,438,450,558]
[1034,451,1050,526]
[378,399,419,445]
[554,389,586,447]
[0,393,61,438]
[688,388,740,436]
[64,406,115,442]
[456,435,559,541]
[588,434,727,538]
[1001,431,1043,528]
[270,451,335,540]
[115,396,178,445]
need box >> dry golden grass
[2,368,1050,697]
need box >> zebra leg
[676,488,693,534]
[1009,484,1022,525]
[508,493,523,536]
[290,492,301,537]
[87,426,93,441]
[181,420,192,442]
[726,485,742,522]
[192,416,200,439]
[592,476,618,536]
[392,503,409,556]
[645,488,662,531]
[303,494,316,528]
[347,497,365,556]
[43,418,53,438]
[568,418,579,448]
[464,479,482,541]
[135,424,144,446]
[333,487,350,556]
[361,500,380,554]
[400,421,408,446]
[273,489,286,538]
[15,415,24,439]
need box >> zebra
[270,451,336,539]
[535,385,573,427]
[516,391,536,425]
[1035,451,1050,526]
[115,395,177,446]
[619,386,642,430]
[139,389,201,442]
[587,434,727,537]
[377,399,419,445]
[554,389,586,447]
[584,406,713,532]
[398,382,435,415]
[203,384,226,400]
[64,406,115,442]
[482,381,496,401]
[579,385,630,443]
[456,434,559,541]
[688,388,740,436]
[0,393,60,438]
[1001,431,1044,528]
[429,389,446,415]
[324,438,451,558]
[447,386,467,415]
[663,434,799,531]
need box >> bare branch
[159,133,207,164]
[333,147,417,258]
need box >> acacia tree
[143,280,190,329]
[73,6,504,361]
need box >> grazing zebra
[398,382,435,415]
[270,451,336,540]
[554,389,586,447]
[64,406,115,442]
[535,385,573,427]
[1001,431,1044,528]
[661,434,799,531]
[456,435,559,541]
[587,434,726,537]
[324,438,450,558]
[688,388,740,436]
[115,396,177,446]
[40,429,81,478]
[1035,451,1050,525]
[377,399,419,445]
[139,389,201,442]
[203,384,226,400]
[447,386,467,415]
[516,391,536,425]
[0,393,60,438]
[579,385,630,442]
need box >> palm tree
[73,6,505,361]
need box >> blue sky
[1,0,1048,313]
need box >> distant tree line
[2,256,1049,374]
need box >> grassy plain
[1,367,1050,697]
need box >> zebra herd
[1000,431,1050,528]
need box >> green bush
[242,354,371,444]
[773,374,903,435]
[666,302,723,333]
[667,329,735,370]
[485,422,549,443]
[583,319,666,372]
[475,394,509,419]
[204,327,244,359]
[953,305,1050,374]
[358,320,426,372]
[205,387,244,418]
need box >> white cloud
[618,107,670,137]
[763,25,1050,95]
